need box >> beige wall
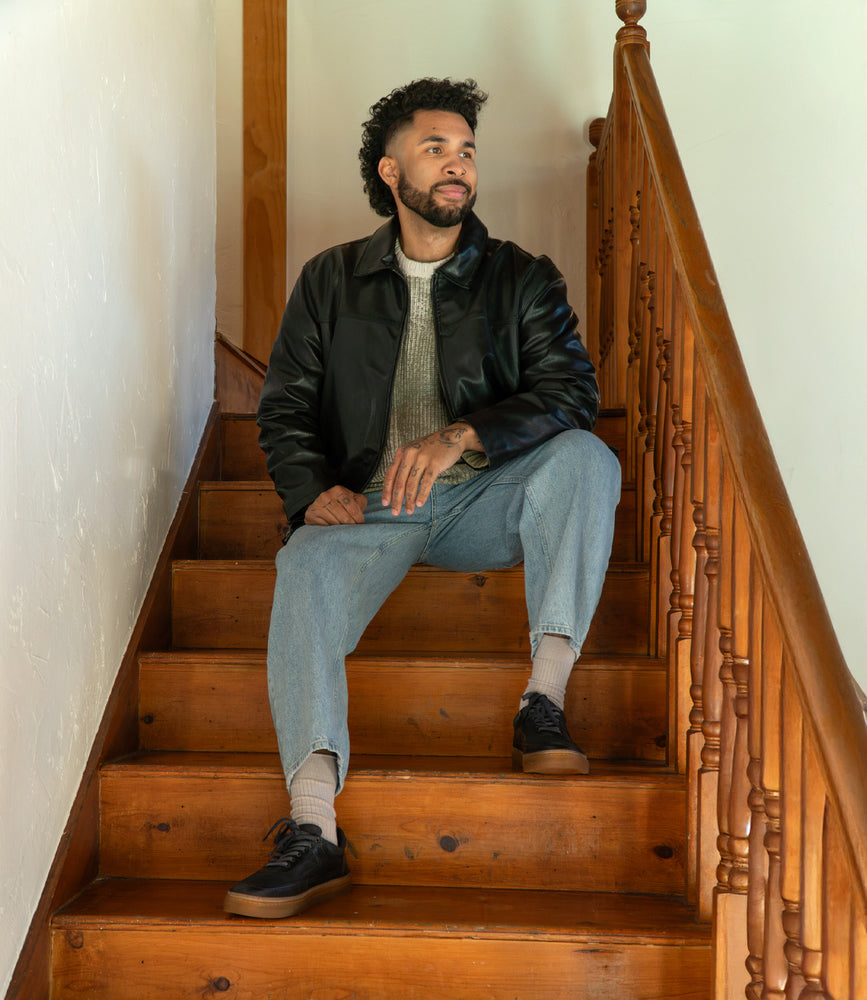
[0,1,216,992]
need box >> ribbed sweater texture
[367,242,483,492]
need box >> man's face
[380,109,478,229]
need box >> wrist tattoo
[437,426,468,446]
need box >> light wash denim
[267,429,621,793]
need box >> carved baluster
[599,217,614,374]
[672,297,696,775]
[820,805,851,999]
[686,365,708,908]
[639,181,660,563]
[761,606,787,1000]
[781,662,806,998]
[625,192,642,489]
[697,404,722,921]
[650,250,675,656]
[715,465,737,897]
[713,489,752,1000]
[586,117,605,379]
[662,267,683,666]
[627,149,651,494]
[799,738,826,998]
[650,244,675,657]
[728,501,752,896]
[745,572,767,1000]
[635,261,653,557]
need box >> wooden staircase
[47,411,712,999]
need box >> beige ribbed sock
[289,752,338,845]
[521,634,576,711]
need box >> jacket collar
[354,211,488,288]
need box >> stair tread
[139,648,666,670]
[172,557,649,572]
[55,878,708,944]
[200,478,637,491]
[103,750,683,786]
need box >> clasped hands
[304,422,483,526]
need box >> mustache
[434,179,471,193]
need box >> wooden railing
[587,4,867,997]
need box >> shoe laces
[262,818,320,868]
[524,693,564,734]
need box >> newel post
[609,1,649,409]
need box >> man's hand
[305,486,368,526]
[382,422,484,516]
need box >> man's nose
[443,155,467,176]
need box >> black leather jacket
[257,212,599,523]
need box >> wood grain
[98,752,687,894]
[139,650,667,761]
[53,881,711,1000]
[170,560,650,655]
[242,0,286,363]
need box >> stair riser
[51,928,711,1000]
[219,416,264,480]
[218,413,628,483]
[139,659,667,761]
[170,564,650,655]
[99,772,686,894]
[198,484,638,562]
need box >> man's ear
[378,155,399,192]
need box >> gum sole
[512,747,590,775]
[223,873,352,918]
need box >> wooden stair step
[198,480,638,561]
[52,879,711,1000]
[99,752,686,894]
[170,560,650,655]
[139,650,667,761]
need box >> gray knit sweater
[367,241,486,493]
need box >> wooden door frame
[242,0,287,364]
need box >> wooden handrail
[589,3,867,995]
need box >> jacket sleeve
[460,255,600,467]
[257,263,338,525]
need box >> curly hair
[359,78,488,217]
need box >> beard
[396,175,476,228]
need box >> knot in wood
[65,930,84,950]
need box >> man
[223,78,621,920]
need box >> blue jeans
[267,429,621,793]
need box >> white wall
[0,1,216,992]
[644,0,867,686]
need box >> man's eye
[428,146,441,154]
[460,151,473,159]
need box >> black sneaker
[223,818,351,918]
[512,692,590,774]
